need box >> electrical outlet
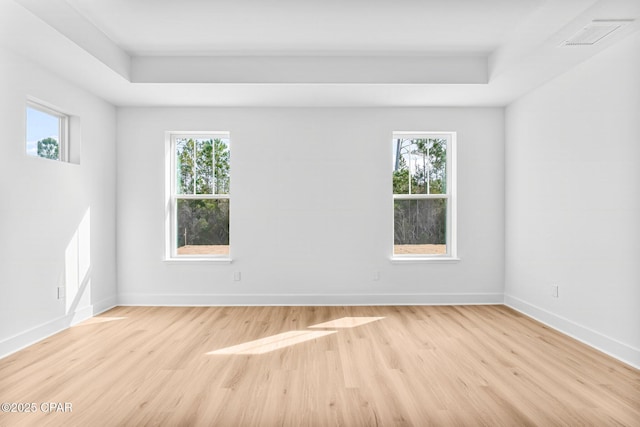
[552,284,559,298]
[372,271,380,281]
[233,272,241,281]
[57,286,65,300]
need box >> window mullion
[212,138,216,196]
[426,143,430,195]
[192,139,197,196]
[408,140,412,195]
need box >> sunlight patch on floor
[73,316,127,327]
[208,317,384,355]
[208,330,336,355]
[307,317,385,329]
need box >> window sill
[164,257,232,264]
[390,256,460,264]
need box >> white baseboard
[505,294,640,370]
[5,292,637,371]
[0,293,499,360]
[117,292,504,306]
[0,295,118,360]
[93,295,118,316]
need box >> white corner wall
[505,32,640,368]
[117,107,504,305]
[0,46,117,358]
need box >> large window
[26,100,69,162]
[168,133,230,259]
[392,132,456,258]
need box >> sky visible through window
[26,106,59,156]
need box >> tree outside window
[392,133,455,257]
[170,134,230,258]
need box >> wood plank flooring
[0,305,638,426]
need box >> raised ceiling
[64,0,541,56]
[0,0,638,107]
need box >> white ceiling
[64,0,541,56]
[1,0,639,107]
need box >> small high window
[26,101,69,162]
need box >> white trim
[448,132,457,258]
[392,131,457,258]
[164,132,173,260]
[26,97,68,120]
[117,292,503,306]
[175,194,230,200]
[0,296,117,360]
[390,256,461,263]
[505,294,640,369]
[7,294,636,371]
[166,132,231,260]
[163,257,232,264]
[92,296,118,315]
[392,131,452,140]
[393,194,447,200]
[170,131,230,139]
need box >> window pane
[392,138,411,194]
[393,137,447,195]
[26,106,60,160]
[176,199,229,256]
[176,138,195,194]
[213,138,230,194]
[176,137,229,195]
[394,198,447,255]
[195,139,214,194]
[424,138,447,195]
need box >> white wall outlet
[233,272,241,281]
[552,284,559,298]
[57,286,65,300]
[372,271,380,281]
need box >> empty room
[1,0,639,425]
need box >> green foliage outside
[394,199,447,246]
[37,137,59,160]
[177,199,229,248]
[393,138,447,245]
[176,138,230,247]
[177,138,230,195]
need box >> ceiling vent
[560,19,634,46]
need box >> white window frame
[26,99,69,162]
[391,131,458,262]
[165,131,231,262]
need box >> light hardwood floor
[0,305,638,426]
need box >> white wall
[0,46,117,358]
[117,107,504,305]
[505,32,640,367]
